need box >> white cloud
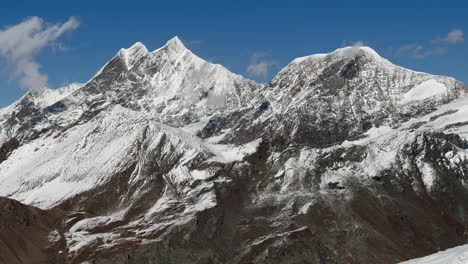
[341,40,365,57]
[0,16,80,91]
[246,52,277,79]
[446,29,464,44]
[247,61,270,78]
[433,29,464,44]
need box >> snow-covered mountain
[1,37,468,264]
[217,45,464,146]
[0,37,260,143]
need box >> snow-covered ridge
[285,45,461,85]
[1,39,464,115]
[1,37,465,146]
[157,36,188,53]
[292,46,391,65]
[31,82,84,108]
[118,42,149,69]
[292,53,328,64]
[82,36,261,126]
[0,82,84,118]
[274,44,463,104]
[117,37,187,70]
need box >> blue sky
[0,0,467,107]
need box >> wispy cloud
[432,29,464,45]
[395,43,448,59]
[341,40,365,47]
[0,16,80,91]
[246,51,278,79]
[340,40,366,57]
[395,29,463,59]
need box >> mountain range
[1,36,468,264]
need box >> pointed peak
[163,36,188,52]
[117,42,149,69]
[120,42,149,56]
[127,42,149,53]
[167,36,183,46]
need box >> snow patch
[418,161,437,190]
[400,243,468,264]
[207,138,262,163]
[400,80,447,104]
[190,169,211,180]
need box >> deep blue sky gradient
[1,0,467,107]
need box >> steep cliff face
[0,38,467,264]
[0,197,69,264]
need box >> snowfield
[400,244,468,264]
[400,80,448,104]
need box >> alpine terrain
[1,37,468,264]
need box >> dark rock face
[2,98,44,141]
[340,58,361,79]
[429,109,459,121]
[0,197,68,264]
[0,138,19,164]
[258,101,270,112]
[44,101,67,113]
[197,115,226,139]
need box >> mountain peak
[128,41,148,53]
[332,46,384,60]
[291,45,391,66]
[163,36,187,52]
[117,42,149,69]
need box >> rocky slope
[0,197,68,264]
[0,37,468,263]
